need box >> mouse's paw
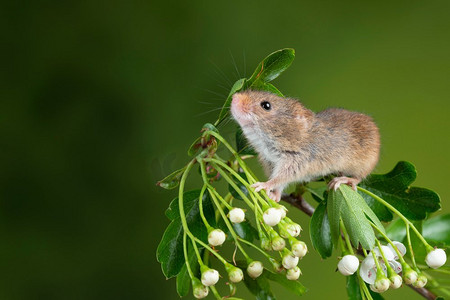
[251,182,268,193]
[251,182,281,202]
[268,189,282,203]
[327,176,360,191]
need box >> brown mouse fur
[230,90,380,202]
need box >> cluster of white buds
[282,249,300,270]
[359,242,405,293]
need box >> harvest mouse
[230,90,380,202]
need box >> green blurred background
[2,0,449,299]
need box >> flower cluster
[337,240,447,294]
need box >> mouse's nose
[231,93,243,109]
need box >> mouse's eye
[260,101,271,111]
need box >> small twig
[281,190,437,300]
[281,193,314,217]
[411,286,437,300]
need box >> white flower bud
[263,208,282,226]
[292,241,308,258]
[370,277,390,293]
[389,275,402,289]
[228,208,245,223]
[208,229,226,246]
[388,241,406,259]
[247,261,264,279]
[286,224,301,237]
[277,206,287,219]
[286,266,301,280]
[201,269,220,286]
[228,267,244,283]
[271,236,286,251]
[282,253,299,269]
[193,285,209,299]
[413,274,427,288]
[426,248,447,269]
[403,269,418,285]
[337,255,359,276]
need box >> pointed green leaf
[360,161,441,220]
[327,188,344,247]
[233,221,259,242]
[250,81,284,97]
[310,201,333,258]
[157,190,215,278]
[359,190,393,222]
[338,185,382,250]
[248,48,295,84]
[156,166,186,190]
[216,78,246,125]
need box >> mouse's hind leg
[328,176,360,191]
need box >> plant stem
[369,220,406,264]
[207,161,258,212]
[340,219,354,255]
[238,237,272,260]
[183,232,194,279]
[406,223,418,269]
[208,187,251,262]
[358,187,433,252]
[209,286,222,299]
[198,184,212,230]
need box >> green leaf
[360,161,441,220]
[265,269,307,296]
[188,137,201,156]
[359,190,393,222]
[347,274,362,300]
[340,185,384,250]
[327,186,344,248]
[157,190,215,278]
[310,201,333,258]
[156,166,186,190]
[236,127,257,156]
[233,221,259,242]
[248,48,295,84]
[216,78,246,125]
[423,214,450,246]
[250,81,284,97]
[176,243,201,297]
[306,186,327,203]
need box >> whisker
[243,49,247,78]
[229,49,241,79]
[209,59,233,86]
[203,88,227,99]
[195,107,224,117]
